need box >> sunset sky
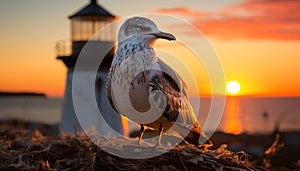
[0,0,299,97]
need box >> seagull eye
[137,24,144,31]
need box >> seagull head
[118,17,176,45]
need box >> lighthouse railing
[55,40,72,57]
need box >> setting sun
[226,81,240,95]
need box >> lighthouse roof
[69,0,115,19]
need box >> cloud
[154,7,208,18]
[154,0,300,40]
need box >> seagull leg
[138,125,145,145]
[156,123,164,148]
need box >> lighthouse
[56,0,125,135]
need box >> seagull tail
[184,127,213,147]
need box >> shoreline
[0,92,46,97]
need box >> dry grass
[0,128,267,171]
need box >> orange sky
[0,0,300,97]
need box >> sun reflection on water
[223,97,242,135]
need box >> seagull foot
[155,143,165,149]
[137,138,143,146]
[152,143,167,154]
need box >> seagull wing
[148,59,210,145]
[149,59,197,129]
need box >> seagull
[106,17,212,147]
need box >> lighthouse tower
[56,0,125,135]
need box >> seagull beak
[151,31,176,41]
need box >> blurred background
[0,0,299,168]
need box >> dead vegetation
[0,128,267,171]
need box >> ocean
[0,97,63,125]
[193,97,300,134]
[0,96,299,134]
